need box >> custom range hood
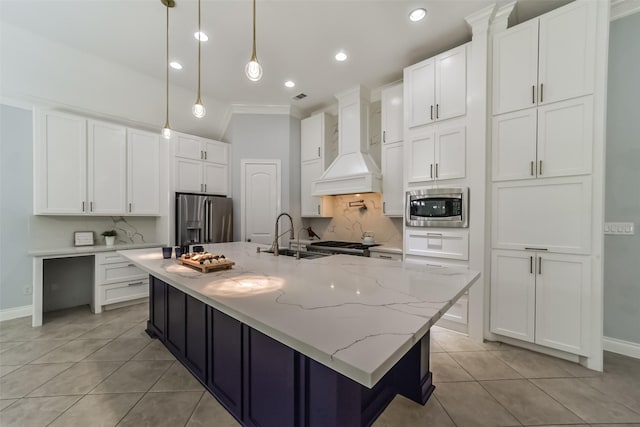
[312,85,382,196]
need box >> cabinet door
[381,142,404,216]
[435,125,466,181]
[127,129,159,215]
[406,130,435,183]
[492,20,539,115]
[87,120,127,215]
[492,109,538,181]
[35,110,87,214]
[209,308,242,418]
[381,83,403,144]
[301,114,323,162]
[492,177,592,254]
[175,158,204,193]
[203,139,228,164]
[490,250,535,343]
[538,1,596,105]
[150,277,166,338]
[435,45,466,121]
[537,96,593,179]
[166,285,186,356]
[301,159,331,217]
[185,294,207,381]
[405,59,435,128]
[535,253,590,355]
[175,134,203,160]
[204,162,228,196]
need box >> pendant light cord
[165,3,170,127]
[251,0,257,60]
[197,0,202,102]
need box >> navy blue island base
[146,275,435,427]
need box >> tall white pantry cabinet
[490,0,600,358]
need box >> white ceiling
[0,0,570,116]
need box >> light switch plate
[604,222,635,235]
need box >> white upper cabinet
[87,120,127,215]
[173,133,229,195]
[492,96,593,181]
[381,83,404,145]
[35,110,87,214]
[405,45,466,128]
[127,129,160,215]
[492,1,596,115]
[300,113,336,217]
[35,110,161,216]
[406,125,465,183]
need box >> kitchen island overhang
[119,243,479,426]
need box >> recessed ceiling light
[335,51,348,62]
[284,80,295,88]
[409,8,427,22]
[169,61,182,70]
[194,31,208,41]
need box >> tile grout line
[525,377,589,424]
[432,393,458,427]
[183,390,207,427]
[474,378,525,426]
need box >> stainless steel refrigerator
[175,193,233,246]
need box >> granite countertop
[119,242,479,388]
[29,242,163,257]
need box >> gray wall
[604,12,640,345]
[224,113,302,242]
[0,104,33,310]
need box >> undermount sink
[262,248,328,259]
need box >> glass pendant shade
[192,101,206,118]
[162,126,172,139]
[245,59,262,82]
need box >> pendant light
[161,0,175,138]
[245,0,262,81]
[192,0,206,118]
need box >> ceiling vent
[292,93,307,100]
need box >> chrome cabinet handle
[204,184,207,192]
[383,202,386,213]
[436,104,439,119]
[430,105,433,120]
[426,232,442,236]
[82,201,85,212]
[129,203,132,213]
[538,256,542,275]
[539,160,543,176]
[200,150,203,159]
[540,83,544,103]
[532,85,536,104]
[383,131,386,143]
[435,163,439,178]
[379,255,393,259]
[204,151,207,160]
[530,256,533,274]
[128,281,144,286]
[430,164,433,179]
[90,201,93,212]
[530,161,534,176]
[128,263,135,267]
[317,147,320,157]
[525,247,548,251]
[317,205,320,215]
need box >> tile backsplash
[303,193,403,247]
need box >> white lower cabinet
[491,249,590,355]
[405,229,469,260]
[94,252,148,313]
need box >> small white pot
[105,236,116,246]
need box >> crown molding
[465,4,497,35]
[490,1,516,33]
[611,0,640,20]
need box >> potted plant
[101,230,117,246]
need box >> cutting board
[179,256,235,273]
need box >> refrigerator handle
[206,200,212,243]
[204,200,209,243]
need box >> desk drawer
[100,279,149,306]
[97,261,146,285]
[96,252,128,265]
[405,229,469,260]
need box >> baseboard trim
[0,305,32,322]
[603,336,640,359]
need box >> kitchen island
[119,242,479,427]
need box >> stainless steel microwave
[405,188,469,228]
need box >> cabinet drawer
[100,279,149,306]
[370,252,402,261]
[405,229,469,260]
[97,261,146,285]
[96,251,127,265]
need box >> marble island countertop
[119,242,479,388]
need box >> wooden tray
[179,257,235,273]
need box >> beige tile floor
[1,302,639,426]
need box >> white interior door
[241,159,281,245]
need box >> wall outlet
[604,222,635,235]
